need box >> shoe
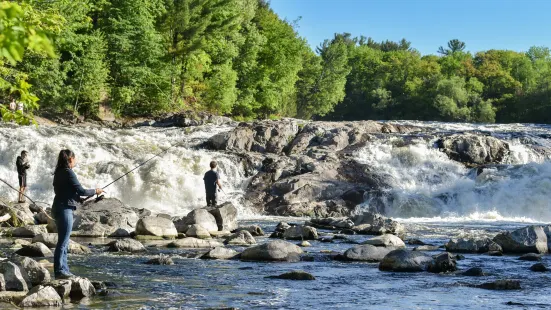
[55,273,76,280]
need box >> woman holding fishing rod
[52,150,102,279]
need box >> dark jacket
[52,168,95,210]
[16,156,30,176]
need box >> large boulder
[379,249,433,272]
[135,217,178,238]
[225,230,256,246]
[72,198,139,237]
[445,238,502,253]
[15,243,53,258]
[436,134,509,166]
[19,285,61,307]
[185,224,211,239]
[0,262,28,291]
[167,238,223,248]
[208,202,238,232]
[0,202,35,226]
[11,225,48,237]
[493,226,548,254]
[201,247,239,260]
[350,211,405,236]
[362,234,406,248]
[11,256,50,286]
[175,209,218,233]
[32,234,91,254]
[70,277,96,299]
[107,239,146,253]
[282,225,319,240]
[427,252,457,273]
[45,280,72,299]
[241,240,303,262]
[338,244,395,262]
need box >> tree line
[2,0,551,124]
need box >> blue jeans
[53,207,73,276]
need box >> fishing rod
[82,140,184,203]
[0,177,53,220]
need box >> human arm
[216,172,222,191]
[67,169,98,197]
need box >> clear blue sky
[269,0,551,55]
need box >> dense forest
[1,0,551,124]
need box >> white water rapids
[1,121,551,222]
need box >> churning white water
[0,123,253,217]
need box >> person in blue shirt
[52,149,102,279]
[203,161,222,207]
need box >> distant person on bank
[16,151,30,203]
[9,98,16,111]
[52,150,102,279]
[203,161,222,207]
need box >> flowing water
[1,121,551,309]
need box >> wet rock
[0,262,28,291]
[175,209,218,233]
[379,249,433,272]
[530,263,548,272]
[19,285,61,307]
[207,202,238,232]
[276,222,291,232]
[445,238,502,253]
[0,202,35,226]
[493,225,548,254]
[338,244,394,262]
[73,198,139,237]
[307,217,355,230]
[282,225,318,240]
[70,277,96,299]
[107,239,146,253]
[201,247,239,260]
[186,224,211,239]
[234,225,265,236]
[436,134,509,166]
[488,251,503,256]
[11,256,50,286]
[11,225,48,237]
[427,252,457,273]
[463,267,485,277]
[362,234,406,248]
[518,253,541,261]
[14,239,31,246]
[15,242,52,258]
[0,274,4,291]
[266,270,315,281]
[145,255,174,265]
[34,212,50,225]
[299,241,312,247]
[135,217,178,238]
[350,211,405,236]
[225,230,256,246]
[407,239,428,245]
[413,245,440,251]
[241,240,303,262]
[476,279,521,290]
[167,238,223,248]
[109,228,132,237]
[209,231,231,238]
[46,280,72,299]
[32,233,91,254]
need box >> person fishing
[203,161,222,207]
[16,150,30,203]
[52,150,102,279]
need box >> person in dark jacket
[16,150,30,203]
[52,150,102,279]
[203,161,222,207]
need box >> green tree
[438,39,466,55]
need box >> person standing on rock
[16,150,30,203]
[203,161,222,207]
[52,149,103,279]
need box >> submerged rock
[282,225,319,240]
[241,240,303,262]
[362,234,405,248]
[15,242,53,258]
[145,255,174,265]
[518,253,541,261]
[299,241,312,247]
[476,279,521,290]
[107,239,146,253]
[338,244,394,262]
[379,249,432,272]
[201,247,239,260]
[135,217,178,238]
[19,285,62,307]
[445,238,502,253]
[266,270,315,281]
[493,226,548,254]
[462,267,485,277]
[530,263,548,272]
[167,237,223,248]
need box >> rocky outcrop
[493,226,548,254]
[207,202,238,232]
[241,240,303,262]
[107,239,146,253]
[445,238,502,253]
[379,249,433,272]
[338,244,395,262]
[135,217,178,238]
[436,134,509,167]
[72,198,139,237]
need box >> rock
[0,274,4,291]
[176,209,218,233]
[267,270,315,281]
[241,240,303,262]
[350,211,405,235]
[339,244,394,262]
[463,267,485,277]
[226,230,257,246]
[11,256,50,286]
[0,202,35,226]
[134,208,152,219]
[209,230,231,238]
[518,253,541,261]
[493,226,548,254]
[107,239,146,253]
[46,280,72,299]
[19,285,61,307]
[201,247,239,260]
[0,262,28,291]
[476,279,521,290]
[299,241,311,247]
[32,234,91,254]
[436,134,509,166]
[487,251,503,256]
[156,213,172,220]
[72,198,139,237]
[413,245,440,251]
[234,225,265,236]
[11,225,48,237]
[135,217,178,238]
[34,212,50,225]
[109,228,132,237]
[362,234,405,248]
[308,217,355,229]
[14,239,31,246]
[185,224,211,239]
[70,277,96,299]
[379,249,433,272]
[207,202,238,231]
[427,252,457,273]
[145,255,174,265]
[530,263,548,272]
[407,239,428,245]
[445,238,502,253]
[167,238,223,248]
[282,225,319,240]
[275,222,291,232]
[15,242,52,258]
